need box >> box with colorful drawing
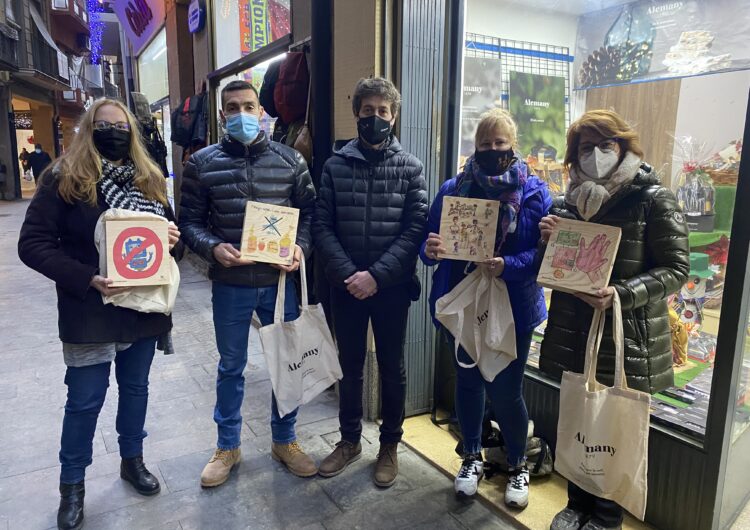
[240,201,299,266]
[438,196,500,262]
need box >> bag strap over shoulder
[272,251,308,323]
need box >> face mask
[474,148,515,175]
[35,148,41,154]
[225,112,260,144]
[357,115,392,146]
[93,129,131,161]
[579,147,619,180]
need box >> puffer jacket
[179,132,316,287]
[420,167,552,334]
[539,164,690,394]
[313,137,428,291]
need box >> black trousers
[568,482,624,527]
[330,285,411,445]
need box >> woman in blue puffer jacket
[420,108,551,508]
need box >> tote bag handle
[273,250,308,324]
[583,290,626,391]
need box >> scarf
[457,156,526,255]
[98,158,166,217]
[565,151,642,220]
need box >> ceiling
[501,0,629,15]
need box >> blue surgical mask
[35,148,41,154]
[225,112,260,144]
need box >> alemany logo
[288,347,319,373]
[575,432,616,456]
[126,0,154,37]
[648,1,683,15]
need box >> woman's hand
[480,257,505,275]
[425,232,446,261]
[168,222,180,250]
[539,215,561,244]
[90,275,129,296]
[575,286,615,311]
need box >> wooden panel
[585,79,681,188]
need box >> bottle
[267,240,279,254]
[246,226,257,252]
[279,230,291,258]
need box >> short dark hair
[352,77,401,116]
[35,143,42,149]
[221,80,259,107]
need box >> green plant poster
[508,72,566,161]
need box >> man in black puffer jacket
[179,80,317,486]
[314,77,428,488]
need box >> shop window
[213,0,291,70]
[459,0,749,445]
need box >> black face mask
[93,129,132,161]
[357,115,392,146]
[474,148,515,175]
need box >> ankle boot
[121,456,161,496]
[57,481,84,530]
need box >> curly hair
[352,77,401,116]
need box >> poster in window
[459,57,503,170]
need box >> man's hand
[90,275,129,297]
[212,243,256,268]
[271,245,303,273]
[575,286,615,311]
[168,222,180,250]
[345,271,378,300]
[425,232,446,261]
[480,257,505,276]
[539,215,560,244]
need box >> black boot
[57,481,84,530]
[120,456,161,496]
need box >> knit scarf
[98,158,166,217]
[456,156,526,255]
[565,151,642,220]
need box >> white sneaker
[505,466,530,508]
[454,453,484,498]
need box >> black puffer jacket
[539,164,690,394]
[313,137,428,291]
[179,133,315,287]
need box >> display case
[437,1,750,528]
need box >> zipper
[364,165,374,257]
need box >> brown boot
[200,448,241,488]
[271,441,318,477]
[374,443,399,487]
[318,440,362,478]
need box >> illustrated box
[105,218,171,287]
[240,201,300,266]
[439,196,500,262]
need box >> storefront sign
[508,72,566,161]
[458,56,503,167]
[188,0,206,34]
[574,0,750,89]
[113,0,166,56]
[240,0,269,55]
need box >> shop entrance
[11,96,55,197]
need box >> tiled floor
[0,198,514,530]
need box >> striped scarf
[98,158,166,217]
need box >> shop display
[240,201,299,266]
[673,136,717,232]
[459,56,503,165]
[508,72,566,160]
[663,30,732,75]
[438,196,499,262]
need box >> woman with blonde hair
[421,108,551,507]
[540,110,689,530]
[18,98,180,530]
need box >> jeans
[568,482,624,527]
[212,279,300,449]
[330,286,411,445]
[450,330,533,467]
[59,337,156,484]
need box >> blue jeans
[450,330,533,467]
[59,337,157,484]
[212,279,300,449]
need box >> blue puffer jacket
[420,169,551,334]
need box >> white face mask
[579,147,619,180]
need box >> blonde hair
[54,98,167,206]
[474,108,518,147]
[564,109,645,169]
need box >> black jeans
[568,482,624,527]
[330,285,411,445]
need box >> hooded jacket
[539,163,690,394]
[313,137,428,292]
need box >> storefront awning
[29,5,69,81]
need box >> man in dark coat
[314,77,428,487]
[179,80,317,486]
[27,143,52,183]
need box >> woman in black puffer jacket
[541,110,689,530]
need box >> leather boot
[57,481,84,530]
[374,442,399,487]
[120,456,161,496]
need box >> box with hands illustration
[241,201,299,266]
[538,218,621,294]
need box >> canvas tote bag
[555,290,651,520]
[435,267,516,382]
[95,209,180,315]
[259,254,342,417]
